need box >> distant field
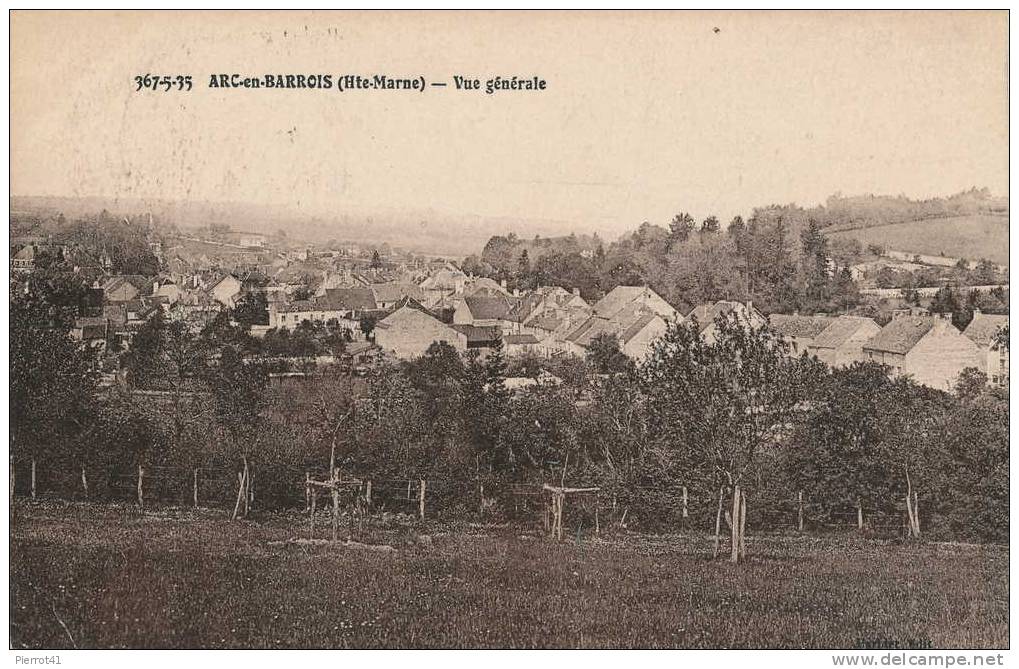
[827,215,1009,265]
[10,502,1008,649]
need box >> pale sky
[10,10,1009,237]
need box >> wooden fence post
[365,480,372,507]
[309,489,317,539]
[137,465,145,509]
[713,486,724,558]
[739,491,747,555]
[30,459,36,500]
[242,462,251,517]
[914,491,921,536]
[419,479,426,520]
[232,470,245,520]
[305,472,311,511]
[193,468,199,509]
[682,486,689,520]
[331,468,339,542]
[797,491,804,532]
[81,465,89,501]
[729,486,741,563]
[856,497,864,531]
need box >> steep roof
[376,305,445,330]
[769,314,834,338]
[419,268,466,291]
[391,295,433,316]
[963,312,1009,348]
[103,274,151,295]
[688,300,764,333]
[506,293,543,323]
[529,314,565,332]
[566,307,661,349]
[74,316,109,340]
[862,316,938,355]
[687,304,715,326]
[370,282,426,304]
[619,313,660,344]
[504,334,541,345]
[594,285,676,319]
[464,295,514,320]
[321,287,378,311]
[465,277,509,296]
[811,316,880,350]
[450,324,502,344]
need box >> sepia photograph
[6,8,1011,658]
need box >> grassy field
[10,501,1008,649]
[827,215,1009,265]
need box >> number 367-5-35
[134,74,192,92]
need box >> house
[102,275,151,303]
[315,269,360,296]
[342,341,377,367]
[70,316,109,354]
[453,294,518,329]
[268,286,385,329]
[125,299,159,324]
[369,282,428,310]
[963,310,1009,386]
[808,316,882,367]
[464,277,510,297]
[593,285,677,321]
[688,300,767,344]
[505,286,592,335]
[503,333,542,356]
[236,232,267,248]
[152,278,183,305]
[563,304,669,361]
[374,306,468,359]
[419,267,468,298]
[450,324,503,350]
[861,314,981,391]
[269,300,361,334]
[320,287,379,315]
[207,274,243,308]
[769,314,834,356]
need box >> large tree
[10,292,99,496]
[641,313,824,562]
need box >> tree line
[12,263,1008,555]
[465,190,1007,317]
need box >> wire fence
[12,459,922,538]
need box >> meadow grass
[9,501,1007,649]
[827,215,1009,265]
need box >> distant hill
[826,214,1009,266]
[479,232,604,272]
[9,195,588,257]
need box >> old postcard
[7,9,1010,660]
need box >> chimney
[500,279,507,290]
[572,287,580,297]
